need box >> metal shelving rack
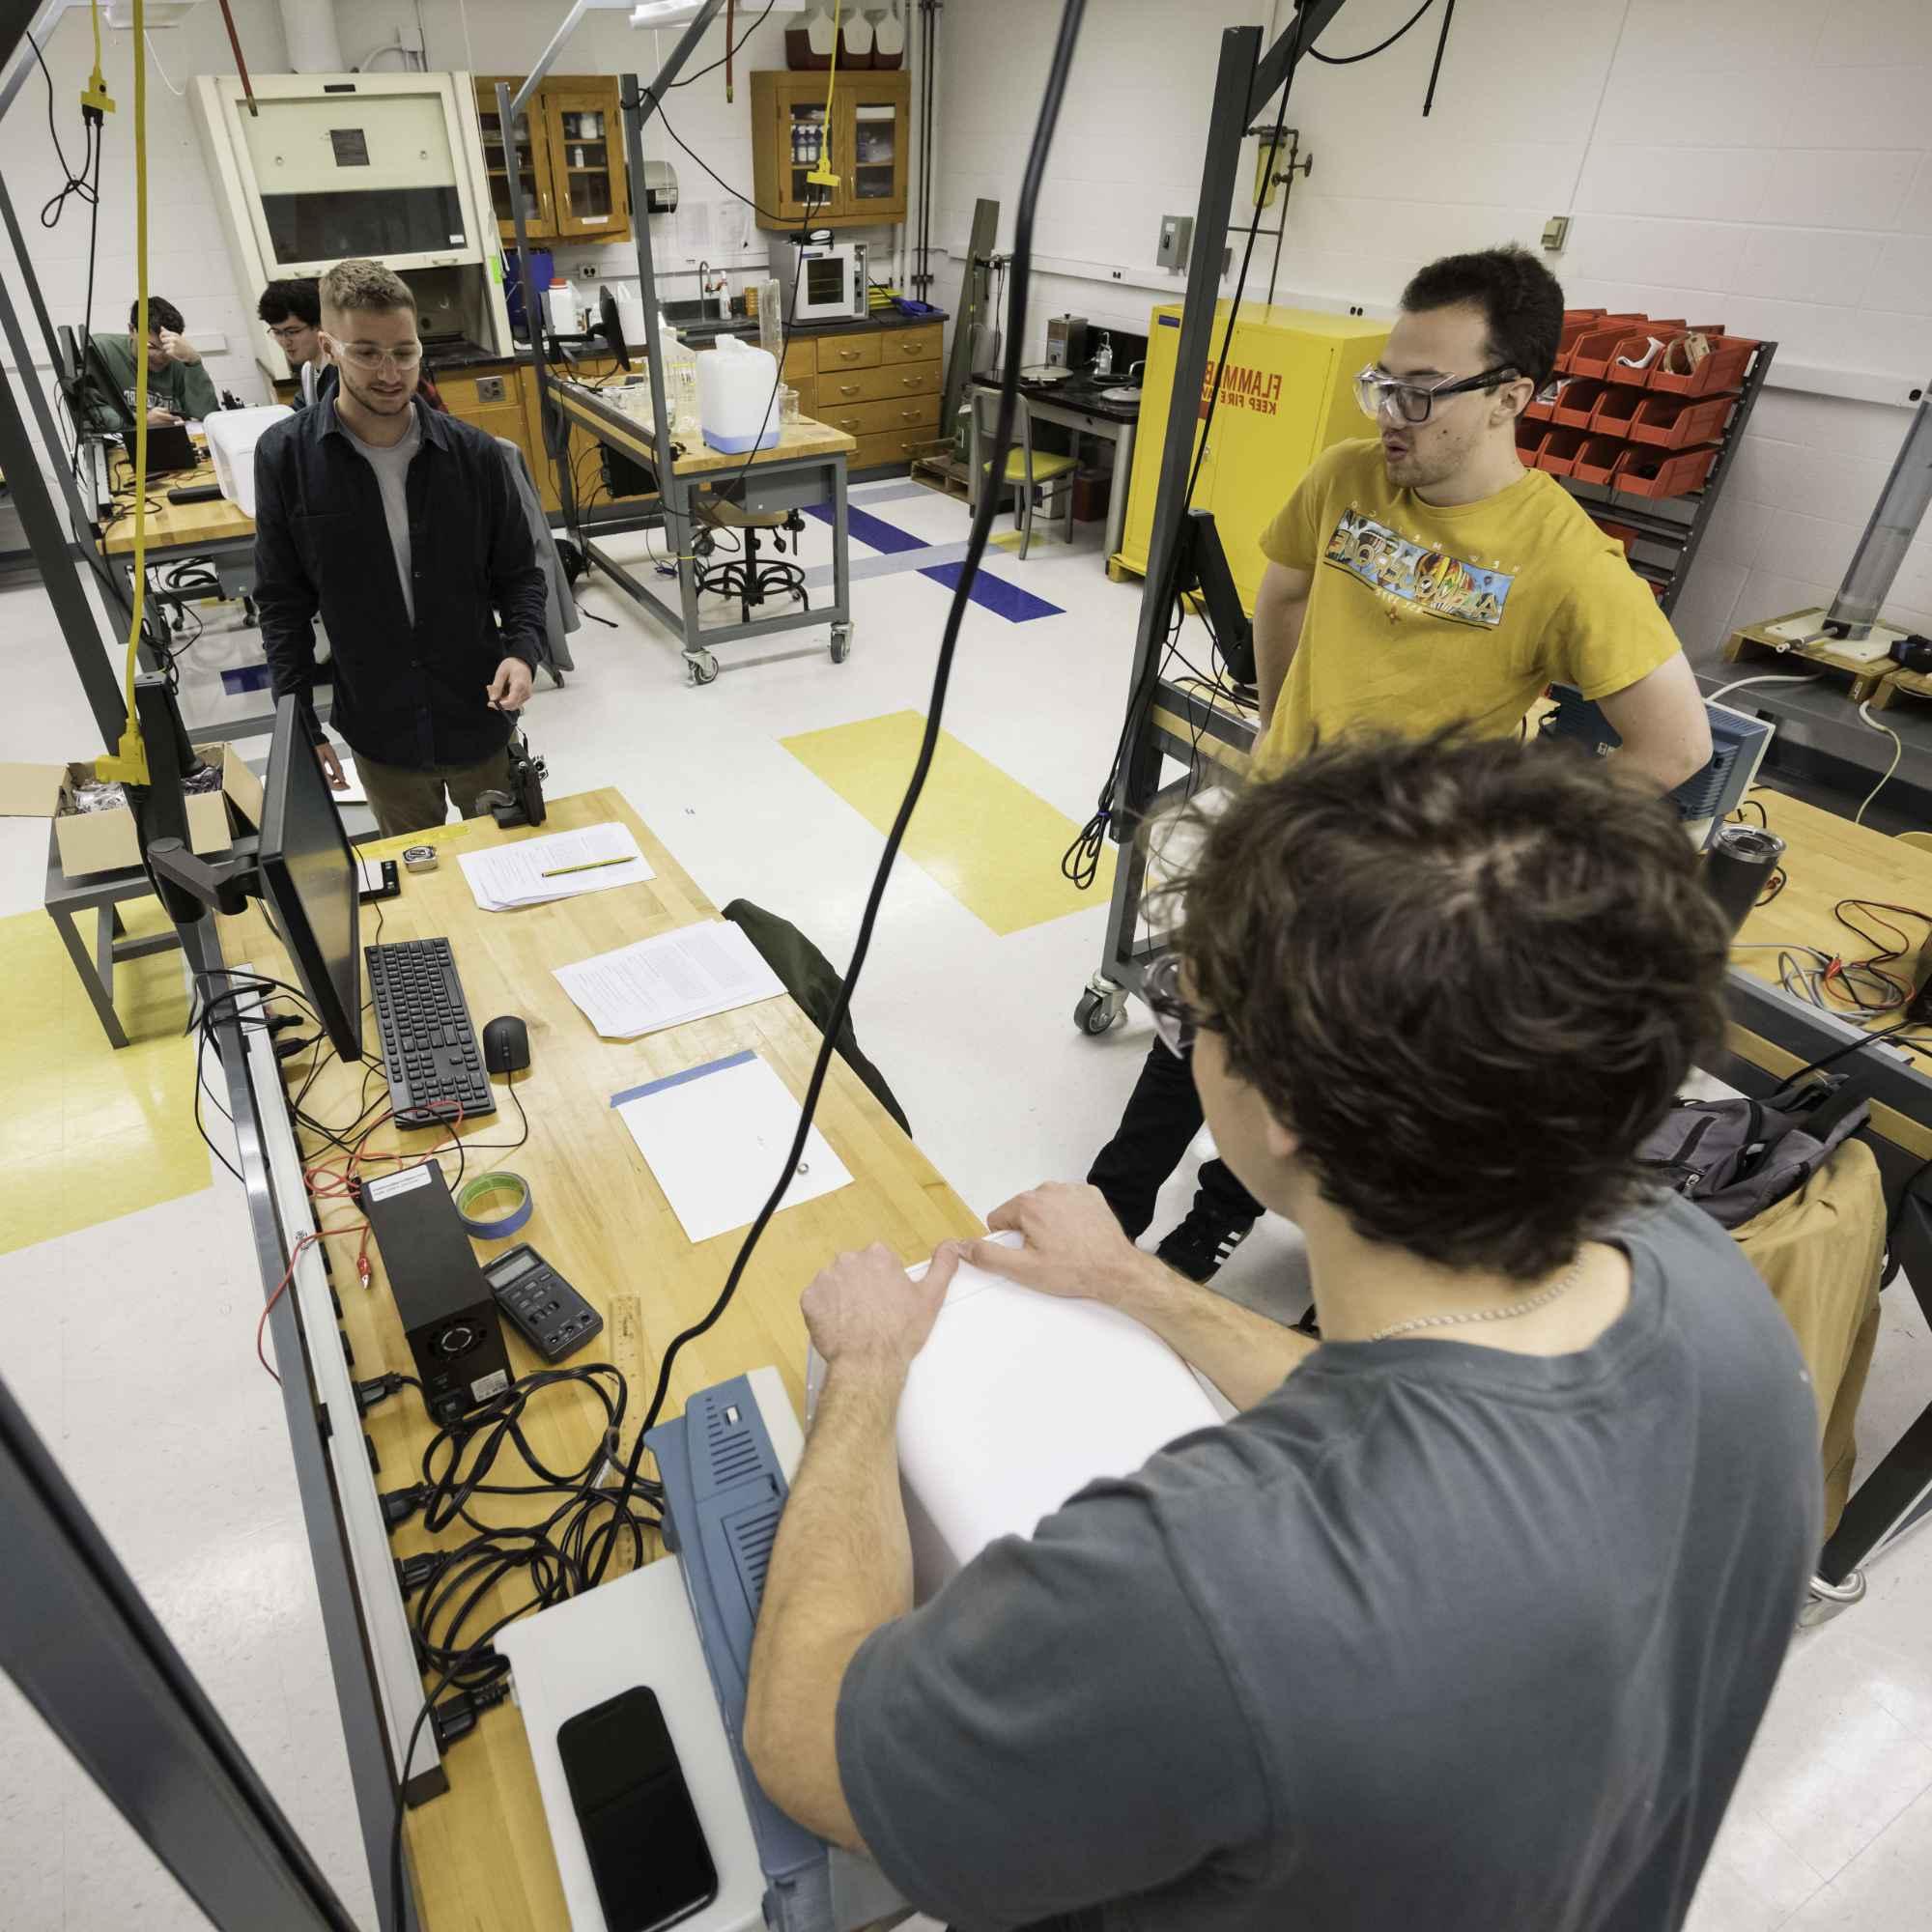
[1556,335,1776,619]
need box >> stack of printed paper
[458,823,655,911]
[611,1049,852,1243]
[554,921,786,1038]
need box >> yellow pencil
[540,855,633,878]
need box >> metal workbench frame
[498,0,853,683]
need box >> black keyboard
[366,937,497,1129]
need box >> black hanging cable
[1421,0,1457,115]
[1308,0,1435,64]
[668,0,775,89]
[589,0,1092,1570]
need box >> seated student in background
[745,732,1819,1932]
[77,297,219,430]
[258,278,328,408]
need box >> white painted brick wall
[938,0,1932,661]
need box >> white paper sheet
[554,921,784,1039]
[327,757,369,806]
[457,823,655,911]
[612,1049,851,1244]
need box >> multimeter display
[483,1244,602,1361]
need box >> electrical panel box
[1155,214,1194,272]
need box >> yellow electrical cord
[98,0,150,786]
[81,0,115,115]
[808,0,841,190]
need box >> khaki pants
[356,747,512,841]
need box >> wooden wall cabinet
[475,76,630,245]
[750,69,909,230]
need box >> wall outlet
[476,375,507,404]
[1541,214,1570,252]
[577,263,599,281]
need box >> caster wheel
[829,624,852,665]
[1074,990,1123,1036]
[686,649,720,688]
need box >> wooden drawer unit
[817,397,942,441]
[815,359,942,409]
[881,324,942,364]
[816,331,883,375]
[789,376,817,415]
[851,429,934,471]
[782,340,817,384]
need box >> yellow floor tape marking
[0,898,209,1256]
[781,711,1114,936]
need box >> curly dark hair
[1169,732,1730,1281]
[131,296,185,335]
[257,278,321,328]
[1401,244,1565,389]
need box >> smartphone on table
[556,1686,719,1931]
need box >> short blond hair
[320,258,416,326]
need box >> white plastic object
[611,281,646,352]
[696,335,781,454]
[202,404,295,517]
[543,278,580,333]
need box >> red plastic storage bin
[1553,379,1608,428]
[1613,444,1720,497]
[1573,436,1626,486]
[1629,391,1733,448]
[1592,519,1640,555]
[1648,334,1756,397]
[1558,313,1643,372]
[1567,327,1637,381]
[1516,418,1545,461]
[1524,386,1558,423]
[1537,427,1589,476]
[1589,386,1644,438]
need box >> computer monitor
[1539,687,1775,847]
[595,286,632,373]
[259,694,363,1061]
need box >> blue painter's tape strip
[611,1047,756,1110]
[805,500,927,555]
[919,561,1065,623]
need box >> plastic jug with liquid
[696,334,781,453]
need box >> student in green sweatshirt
[78,297,219,432]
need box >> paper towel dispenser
[643,160,679,213]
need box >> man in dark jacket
[253,258,546,838]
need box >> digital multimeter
[480,1243,603,1362]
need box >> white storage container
[611,282,646,353]
[202,404,295,518]
[696,335,780,454]
[544,278,581,333]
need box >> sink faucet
[1126,359,1146,384]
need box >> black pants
[1087,1037,1263,1239]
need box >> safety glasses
[1354,363,1518,425]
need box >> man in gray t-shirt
[743,735,1822,1932]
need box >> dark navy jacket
[253,392,545,770]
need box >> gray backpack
[1637,1084,1871,1229]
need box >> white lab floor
[1,486,1929,1930]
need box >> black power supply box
[361,1162,512,1424]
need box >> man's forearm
[1109,1254,1318,1410]
[744,1361,909,1847]
[1254,599,1305,728]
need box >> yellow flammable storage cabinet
[1115,303,1389,610]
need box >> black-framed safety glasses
[1354,363,1520,425]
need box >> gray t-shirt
[341,411,422,624]
[837,1193,1820,1932]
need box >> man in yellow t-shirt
[1090,244,1712,1284]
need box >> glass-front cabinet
[752,69,910,229]
[473,76,629,244]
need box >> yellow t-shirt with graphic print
[1252,438,1682,774]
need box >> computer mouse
[482,1014,531,1075]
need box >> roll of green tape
[455,1171,533,1239]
